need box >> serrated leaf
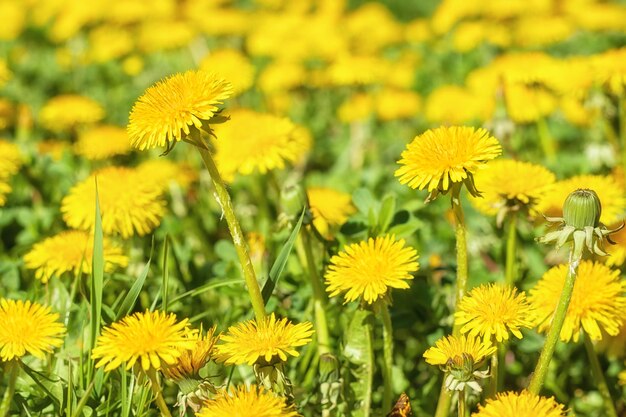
[343,309,374,417]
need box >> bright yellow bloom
[598,320,626,359]
[325,235,419,304]
[200,49,255,96]
[455,284,535,342]
[92,310,196,372]
[137,20,195,53]
[472,391,567,417]
[470,159,556,219]
[213,109,311,181]
[197,385,299,417]
[535,175,626,225]
[0,299,65,361]
[605,223,626,267]
[162,326,219,381]
[337,93,374,123]
[423,334,496,366]
[39,94,104,132]
[37,140,69,161]
[75,125,132,160]
[215,313,313,365]
[24,230,128,283]
[529,261,626,342]
[307,187,355,237]
[620,368,626,385]
[61,166,166,238]
[396,126,502,193]
[374,88,421,121]
[86,25,134,63]
[424,85,495,124]
[0,139,22,206]
[135,159,198,192]
[504,82,557,123]
[128,70,232,150]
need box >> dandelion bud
[563,189,601,229]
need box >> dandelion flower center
[472,391,568,417]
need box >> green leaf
[377,194,396,233]
[162,235,170,312]
[116,238,154,319]
[352,188,375,215]
[343,309,374,417]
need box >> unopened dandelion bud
[563,189,601,229]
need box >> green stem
[146,369,172,417]
[488,346,498,398]
[197,147,266,322]
[380,303,394,413]
[497,341,506,393]
[296,229,331,356]
[583,333,618,417]
[504,214,518,287]
[0,360,19,417]
[457,388,466,417]
[528,252,579,394]
[536,117,556,164]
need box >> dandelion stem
[488,347,499,398]
[457,388,466,417]
[197,146,266,322]
[536,117,556,164]
[504,214,518,287]
[380,302,394,413]
[583,333,618,417]
[147,369,172,417]
[528,252,579,394]
[0,360,19,417]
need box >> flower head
[75,125,132,160]
[39,94,104,132]
[395,126,502,201]
[135,159,198,193]
[325,235,419,304]
[61,166,166,238]
[0,299,65,361]
[471,391,568,417]
[529,260,626,342]
[162,326,219,381]
[455,284,535,342]
[92,310,196,372]
[197,385,299,417]
[307,187,355,237]
[200,49,255,96]
[0,139,23,206]
[215,313,313,366]
[128,70,232,150]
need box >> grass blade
[88,179,104,383]
[116,237,155,320]
[162,235,170,312]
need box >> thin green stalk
[0,360,19,417]
[146,369,172,417]
[457,388,466,417]
[528,253,579,394]
[197,146,266,322]
[504,214,518,287]
[536,117,556,164]
[497,342,506,393]
[583,333,618,417]
[296,229,331,355]
[488,347,498,398]
[380,303,394,413]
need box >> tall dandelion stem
[0,360,19,417]
[452,195,468,335]
[583,333,618,417]
[197,146,266,322]
[488,348,499,398]
[380,302,394,413]
[458,388,466,417]
[504,214,518,287]
[528,252,578,394]
[147,369,172,417]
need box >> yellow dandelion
[215,313,313,365]
[200,48,255,96]
[135,159,198,192]
[455,283,535,342]
[258,60,306,93]
[307,187,355,238]
[597,319,626,359]
[529,261,626,342]
[92,310,196,372]
[86,25,134,63]
[504,82,557,124]
[424,85,495,125]
[162,326,219,381]
[0,139,23,206]
[37,140,69,161]
[39,94,104,132]
[374,88,421,121]
[75,125,132,160]
[0,299,65,361]
[620,367,626,385]
[127,70,233,150]
[337,93,374,123]
[0,99,14,130]
[325,235,419,304]
[423,334,496,366]
[395,126,502,193]
[61,166,166,238]
[23,230,128,284]
[137,19,195,53]
[213,109,311,181]
[197,385,299,417]
[472,391,567,417]
[535,175,626,226]
[469,159,556,219]
[605,223,626,267]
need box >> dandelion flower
[39,94,104,132]
[215,313,313,365]
[307,187,355,237]
[374,88,421,121]
[75,125,132,160]
[455,283,535,342]
[127,70,232,150]
[325,235,419,304]
[92,310,196,372]
[0,139,22,205]
[0,299,65,361]
[162,326,219,381]
[24,230,128,283]
[200,48,255,96]
[605,223,626,267]
[395,126,502,194]
[470,160,556,219]
[135,159,198,192]
[61,166,166,238]
[197,385,299,417]
[37,140,69,161]
[472,390,567,417]
[423,334,496,366]
[529,261,626,342]
[213,109,311,181]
